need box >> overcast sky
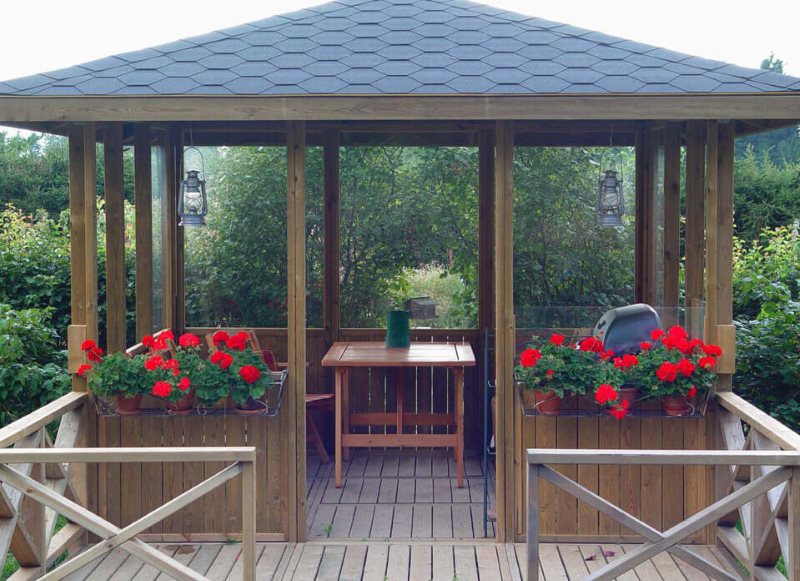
[0,0,798,81]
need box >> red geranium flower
[226,332,249,351]
[610,403,628,420]
[152,380,172,398]
[179,333,201,349]
[212,330,230,347]
[210,351,233,370]
[579,336,605,353]
[546,369,555,378]
[76,363,92,378]
[239,365,261,384]
[163,358,179,369]
[178,377,191,391]
[698,356,717,369]
[160,330,175,341]
[86,346,104,363]
[594,384,619,406]
[702,344,722,357]
[145,354,164,371]
[651,329,665,341]
[549,333,565,346]
[639,341,652,351]
[656,361,678,383]
[687,385,698,398]
[677,358,696,378]
[81,339,97,352]
[667,326,688,340]
[520,348,541,368]
[142,335,155,348]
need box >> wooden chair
[205,329,334,463]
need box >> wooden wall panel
[95,412,284,540]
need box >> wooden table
[322,342,476,488]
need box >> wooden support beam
[134,125,153,341]
[173,128,186,334]
[789,467,800,581]
[685,121,706,332]
[494,120,514,542]
[662,124,681,310]
[83,124,98,343]
[322,130,340,347]
[287,121,307,541]
[715,123,735,382]
[103,124,126,353]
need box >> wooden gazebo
[1,0,800,578]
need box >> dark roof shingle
[1,0,798,96]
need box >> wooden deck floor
[306,450,496,540]
[63,541,740,580]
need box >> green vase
[386,310,411,348]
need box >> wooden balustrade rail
[716,391,800,580]
[526,448,800,581]
[0,393,258,580]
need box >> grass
[1,515,68,580]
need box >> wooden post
[134,125,153,341]
[68,124,98,390]
[662,124,681,312]
[104,124,126,353]
[162,127,179,331]
[685,121,706,334]
[477,129,495,334]
[174,128,186,335]
[322,130,340,347]
[241,460,256,581]
[704,121,719,350]
[527,463,540,581]
[287,121,307,541]
[715,123,736,386]
[634,126,656,305]
[494,120,514,542]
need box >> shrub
[0,304,69,426]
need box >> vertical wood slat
[684,121,706,315]
[789,467,800,581]
[163,127,179,331]
[715,123,735,388]
[134,125,153,341]
[140,416,163,535]
[477,129,495,334]
[323,131,340,349]
[494,120,514,542]
[598,418,620,536]
[662,124,681,310]
[119,417,142,527]
[103,124,126,354]
[174,128,186,334]
[68,128,88,393]
[287,121,307,541]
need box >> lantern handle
[183,146,206,180]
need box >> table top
[321,342,476,368]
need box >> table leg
[342,369,350,462]
[454,367,464,488]
[396,368,404,439]
[335,368,343,488]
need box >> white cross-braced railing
[526,448,800,581]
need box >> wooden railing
[716,391,800,580]
[0,393,258,580]
[526,448,800,581]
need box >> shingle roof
[2,0,799,96]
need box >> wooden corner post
[685,121,706,336]
[494,120,514,542]
[287,121,307,541]
[68,123,98,392]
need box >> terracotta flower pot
[617,386,640,411]
[167,389,195,416]
[234,397,265,416]
[663,394,692,417]
[533,389,561,416]
[115,393,142,416]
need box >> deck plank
[359,478,380,503]
[339,545,368,581]
[454,545,479,581]
[316,545,346,581]
[396,478,415,503]
[387,544,410,581]
[410,544,432,580]
[432,545,455,581]
[392,505,413,538]
[291,544,323,580]
[349,504,374,539]
[412,504,433,538]
[254,543,287,580]
[378,478,399,503]
[331,504,356,538]
[475,544,503,581]
[371,504,394,538]
[432,504,453,538]
[205,544,241,580]
[363,544,389,579]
